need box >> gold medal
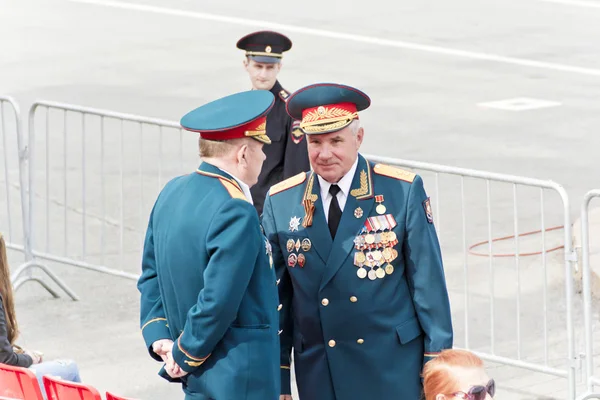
[376,268,386,279]
[368,269,377,280]
[357,267,367,279]
[388,231,397,242]
[365,234,375,244]
[382,247,393,261]
[380,232,389,244]
[375,195,386,215]
[355,251,366,265]
[286,239,295,253]
[385,263,394,275]
[372,250,382,261]
[392,249,398,259]
[301,238,312,252]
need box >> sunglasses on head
[451,378,495,400]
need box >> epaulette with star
[373,163,416,183]
[269,172,306,196]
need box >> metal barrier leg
[11,261,79,301]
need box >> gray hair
[349,119,360,136]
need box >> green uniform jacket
[262,154,453,400]
[138,162,280,400]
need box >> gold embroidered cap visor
[285,83,371,135]
[237,30,292,64]
[180,90,274,145]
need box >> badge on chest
[286,237,311,268]
[353,213,398,280]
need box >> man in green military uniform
[262,83,453,399]
[237,30,310,216]
[138,90,280,400]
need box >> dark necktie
[328,184,342,238]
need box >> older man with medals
[261,83,454,399]
[138,90,280,400]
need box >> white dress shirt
[317,157,359,223]
[218,168,253,204]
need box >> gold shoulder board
[219,178,248,201]
[373,163,416,183]
[270,172,306,195]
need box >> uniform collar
[217,168,253,204]
[197,162,253,204]
[270,80,283,95]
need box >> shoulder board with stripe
[373,163,416,183]
[279,89,290,102]
[269,172,306,196]
[219,178,248,201]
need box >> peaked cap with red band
[180,90,275,144]
[286,83,371,135]
[237,31,292,64]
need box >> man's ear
[356,127,365,149]
[237,143,249,166]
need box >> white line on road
[533,0,600,9]
[67,0,600,78]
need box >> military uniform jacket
[250,80,310,216]
[138,162,280,400]
[262,155,453,400]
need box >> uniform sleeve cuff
[141,318,171,361]
[281,365,291,394]
[172,337,210,373]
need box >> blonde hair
[0,233,19,345]
[423,349,484,400]
[199,137,249,158]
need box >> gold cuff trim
[184,357,210,367]
[424,352,440,357]
[177,336,211,362]
[281,365,291,370]
[141,317,167,331]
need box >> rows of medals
[353,212,399,280]
[286,237,312,268]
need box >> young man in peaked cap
[237,30,310,216]
[261,83,453,400]
[138,90,280,400]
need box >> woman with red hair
[423,349,495,400]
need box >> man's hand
[165,351,188,379]
[152,339,173,362]
[280,395,293,400]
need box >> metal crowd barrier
[11,98,586,397]
[27,101,197,281]
[364,154,577,399]
[1,96,76,299]
[578,189,600,400]
[0,96,26,255]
